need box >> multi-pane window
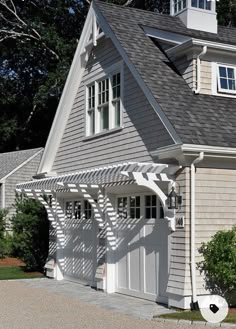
[145,195,157,219]
[112,73,121,127]
[117,197,128,219]
[65,201,73,219]
[173,0,186,13]
[74,201,81,220]
[88,85,95,135]
[98,78,109,131]
[218,65,236,93]
[191,0,211,10]
[84,200,92,219]
[86,69,122,136]
[129,196,140,219]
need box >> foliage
[198,227,236,305]
[0,209,9,258]
[11,196,49,271]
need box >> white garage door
[64,200,98,285]
[116,195,169,303]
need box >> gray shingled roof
[95,1,236,147]
[0,148,43,181]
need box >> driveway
[0,279,231,329]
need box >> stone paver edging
[153,317,236,327]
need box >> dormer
[170,0,217,34]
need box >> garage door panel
[129,247,141,292]
[64,200,98,285]
[116,195,168,302]
[144,249,158,296]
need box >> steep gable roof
[0,148,43,181]
[94,1,236,147]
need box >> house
[0,148,44,227]
[16,0,236,309]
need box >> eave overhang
[151,144,236,163]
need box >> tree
[0,0,89,151]
[11,196,49,271]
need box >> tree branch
[0,0,59,59]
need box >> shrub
[198,226,236,305]
[11,196,49,271]
[0,209,9,258]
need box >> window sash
[174,0,187,13]
[217,65,236,94]
[86,68,122,136]
[191,0,211,10]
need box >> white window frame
[85,61,124,137]
[217,64,236,94]
[212,62,236,98]
[173,0,187,14]
[116,192,162,221]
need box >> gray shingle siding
[52,38,173,174]
[4,151,43,218]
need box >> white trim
[38,6,96,173]
[216,63,236,94]
[0,148,43,183]
[166,38,236,58]
[143,26,190,45]
[151,143,236,159]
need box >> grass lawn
[157,310,236,323]
[0,266,44,280]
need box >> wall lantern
[168,186,182,210]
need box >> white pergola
[16,162,181,232]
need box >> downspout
[190,152,204,309]
[194,46,207,94]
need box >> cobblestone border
[153,317,236,327]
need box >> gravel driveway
[0,280,232,329]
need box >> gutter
[190,152,204,309]
[151,144,236,159]
[194,46,207,94]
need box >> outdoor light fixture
[168,186,182,210]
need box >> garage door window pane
[66,201,73,219]
[118,197,127,219]
[74,201,81,219]
[84,200,92,219]
[145,195,157,219]
[129,196,141,219]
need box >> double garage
[63,192,169,303]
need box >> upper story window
[217,65,236,94]
[191,0,211,10]
[86,64,123,137]
[173,0,186,14]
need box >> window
[84,200,92,219]
[112,73,121,127]
[117,197,128,219]
[173,0,186,14]
[191,0,211,10]
[88,85,95,135]
[98,78,109,131]
[145,195,157,219]
[86,66,122,136]
[217,65,236,94]
[129,196,140,219]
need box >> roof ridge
[94,0,176,19]
[0,147,43,156]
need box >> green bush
[11,196,49,272]
[0,209,9,258]
[198,226,236,305]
